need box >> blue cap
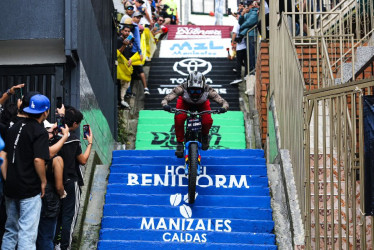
[23,94,50,114]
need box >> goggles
[189,89,202,94]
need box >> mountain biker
[161,71,229,156]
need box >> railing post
[260,0,266,40]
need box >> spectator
[135,0,153,28]
[160,0,178,25]
[120,1,135,26]
[117,22,136,108]
[0,83,24,107]
[227,41,237,62]
[9,91,40,128]
[132,12,150,95]
[0,103,17,138]
[237,1,244,16]
[54,106,93,250]
[238,1,258,75]
[36,122,69,250]
[152,16,164,36]
[0,94,51,249]
[149,0,156,13]
[230,14,248,85]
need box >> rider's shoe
[175,142,184,158]
[202,135,210,150]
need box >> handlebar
[168,108,220,115]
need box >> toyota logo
[173,58,212,76]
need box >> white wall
[0,39,65,65]
[189,13,237,26]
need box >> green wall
[80,63,114,165]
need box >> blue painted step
[113,149,264,158]
[104,194,270,208]
[99,229,276,245]
[101,217,274,233]
[109,174,269,186]
[98,241,277,250]
[103,204,272,220]
[106,185,269,196]
[99,149,277,249]
[110,164,268,175]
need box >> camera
[227,8,232,15]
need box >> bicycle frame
[172,109,218,176]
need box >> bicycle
[167,108,221,204]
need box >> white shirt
[138,1,152,26]
[233,22,246,51]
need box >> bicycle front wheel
[188,142,198,204]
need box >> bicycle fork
[184,141,202,176]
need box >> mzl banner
[159,39,230,58]
[166,25,233,40]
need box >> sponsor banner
[159,39,230,58]
[149,58,229,95]
[166,25,233,40]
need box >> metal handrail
[318,0,356,33]
[245,25,258,77]
[331,29,374,69]
[321,36,335,82]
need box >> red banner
[166,25,233,40]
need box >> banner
[363,95,374,215]
[166,25,233,40]
[116,50,133,81]
[159,39,230,58]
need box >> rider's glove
[163,105,171,112]
[218,107,227,113]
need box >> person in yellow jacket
[117,24,135,108]
[160,0,178,25]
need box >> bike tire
[188,143,198,204]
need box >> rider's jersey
[161,83,229,109]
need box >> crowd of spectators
[117,0,175,108]
[0,84,93,250]
[229,0,269,85]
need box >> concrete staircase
[98,149,277,249]
[339,35,374,84]
[144,57,240,111]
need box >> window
[191,0,228,15]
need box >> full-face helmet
[186,71,205,102]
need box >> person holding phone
[54,106,93,250]
[117,20,136,108]
[0,94,51,249]
[0,83,25,106]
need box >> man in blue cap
[0,94,50,249]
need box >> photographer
[54,106,93,250]
[0,83,24,107]
[36,120,69,250]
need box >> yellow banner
[117,50,133,81]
